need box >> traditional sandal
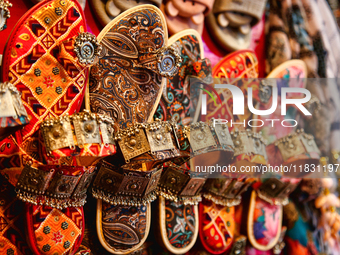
[155,162,207,254]
[242,59,318,253]
[90,117,191,254]
[154,52,236,254]
[245,135,317,246]
[91,120,184,254]
[154,28,234,170]
[17,165,95,255]
[13,160,96,255]
[201,49,266,170]
[1,1,99,254]
[255,60,308,145]
[199,178,253,254]
[198,129,267,255]
[160,0,214,35]
[195,49,266,175]
[206,0,266,51]
[94,162,157,254]
[88,5,181,254]
[7,156,96,255]
[154,52,235,254]
[242,179,300,252]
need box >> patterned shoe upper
[154,29,212,125]
[158,196,199,254]
[26,204,85,255]
[201,49,259,131]
[199,198,235,254]
[153,29,212,255]
[0,1,98,255]
[2,0,91,142]
[89,4,178,131]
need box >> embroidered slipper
[155,163,207,254]
[190,153,258,255]
[206,0,266,51]
[160,0,214,35]
[153,118,238,254]
[0,0,99,178]
[157,196,199,254]
[88,5,181,254]
[91,123,184,253]
[242,60,316,253]
[253,60,308,145]
[153,30,232,254]
[96,199,151,254]
[197,49,265,255]
[198,132,261,255]
[14,163,96,255]
[199,179,252,255]
[154,29,236,168]
[263,59,307,140]
[89,0,162,27]
[93,160,162,254]
[266,60,323,170]
[2,0,93,144]
[154,28,236,161]
[194,50,266,174]
[0,82,29,141]
[26,204,85,255]
[0,174,33,255]
[0,1,100,255]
